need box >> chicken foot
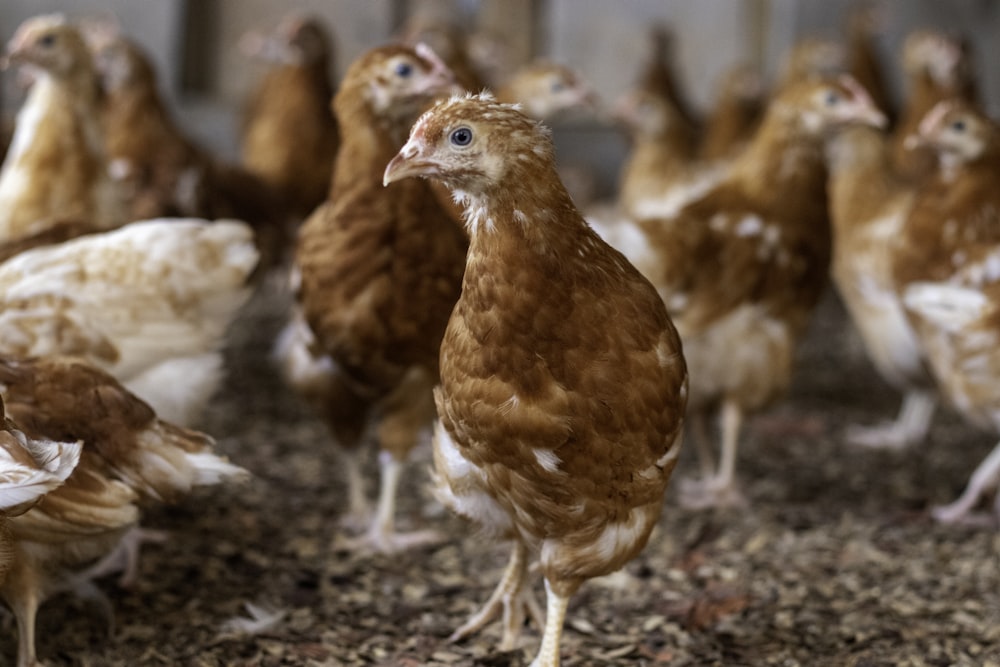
[76,525,170,588]
[339,454,444,553]
[450,540,545,651]
[932,438,1000,525]
[846,389,935,450]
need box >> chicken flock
[0,7,996,667]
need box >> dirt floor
[2,274,1000,667]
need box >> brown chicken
[826,122,935,448]
[612,84,702,219]
[0,397,82,589]
[92,32,288,272]
[893,100,1000,523]
[0,14,124,243]
[275,44,465,553]
[495,61,596,121]
[383,93,687,667]
[890,30,976,181]
[595,76,885,509]
[240,14,340,219]
[0,355,247,667]
[92,33,206,220]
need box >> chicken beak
[857,106,887,130]
[414,42,459,96]
[383,139,436,186]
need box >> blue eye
[450,127,473,146]
[395,62,413,77]
[952,119,967,132]
[824,90,840,106]
[39,33,57,48]
[551,80,565,93]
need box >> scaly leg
[679,399,746,509]
[932,439,1000,524]
[846,389,936,450]
[450,541,535,649]
[529,579,570,667]
[11,586,40,667]
[340,454,444,553]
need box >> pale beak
[383,140,437,186]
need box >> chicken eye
[395,62,413,78]
[39,33,57,48]
[824,90,841,106]
[450,127,473,146]
[951,119,967,132]
[551,79,565,93]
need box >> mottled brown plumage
[890,30,977,181]
[892,99,1000,524]
[278,44,465,552]
[596,76,885,509]
[94,34,288,271]
[240,14,340,219]
[94,34,205,220]
[0,355,245,667]
[384,93,687,667]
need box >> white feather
[0,219,259,425]
[903,282,988,331]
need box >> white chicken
[0,218,258,426]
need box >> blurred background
[1,0,998,197]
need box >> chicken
[892,99,1000,523]
[383,92,687,667]
[613,84,702,220]
[594,76,885,509]
[240,14,340,219]
[697,63,762,162]
[495,61,596,121]
[0,14,124,243]
[275,44,465,553]
[92,33,207,220]
[0,355,247,667]
[0,218,259,427]
[890,30,975,181]
[92,32,288,273]
[826,122,935,448]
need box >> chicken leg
[340,454,445,553]
[679,398,746,509]
[450,540,544,650]
[530,579,571,667]
[846,389,935,450]
[932,439,1000,524]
